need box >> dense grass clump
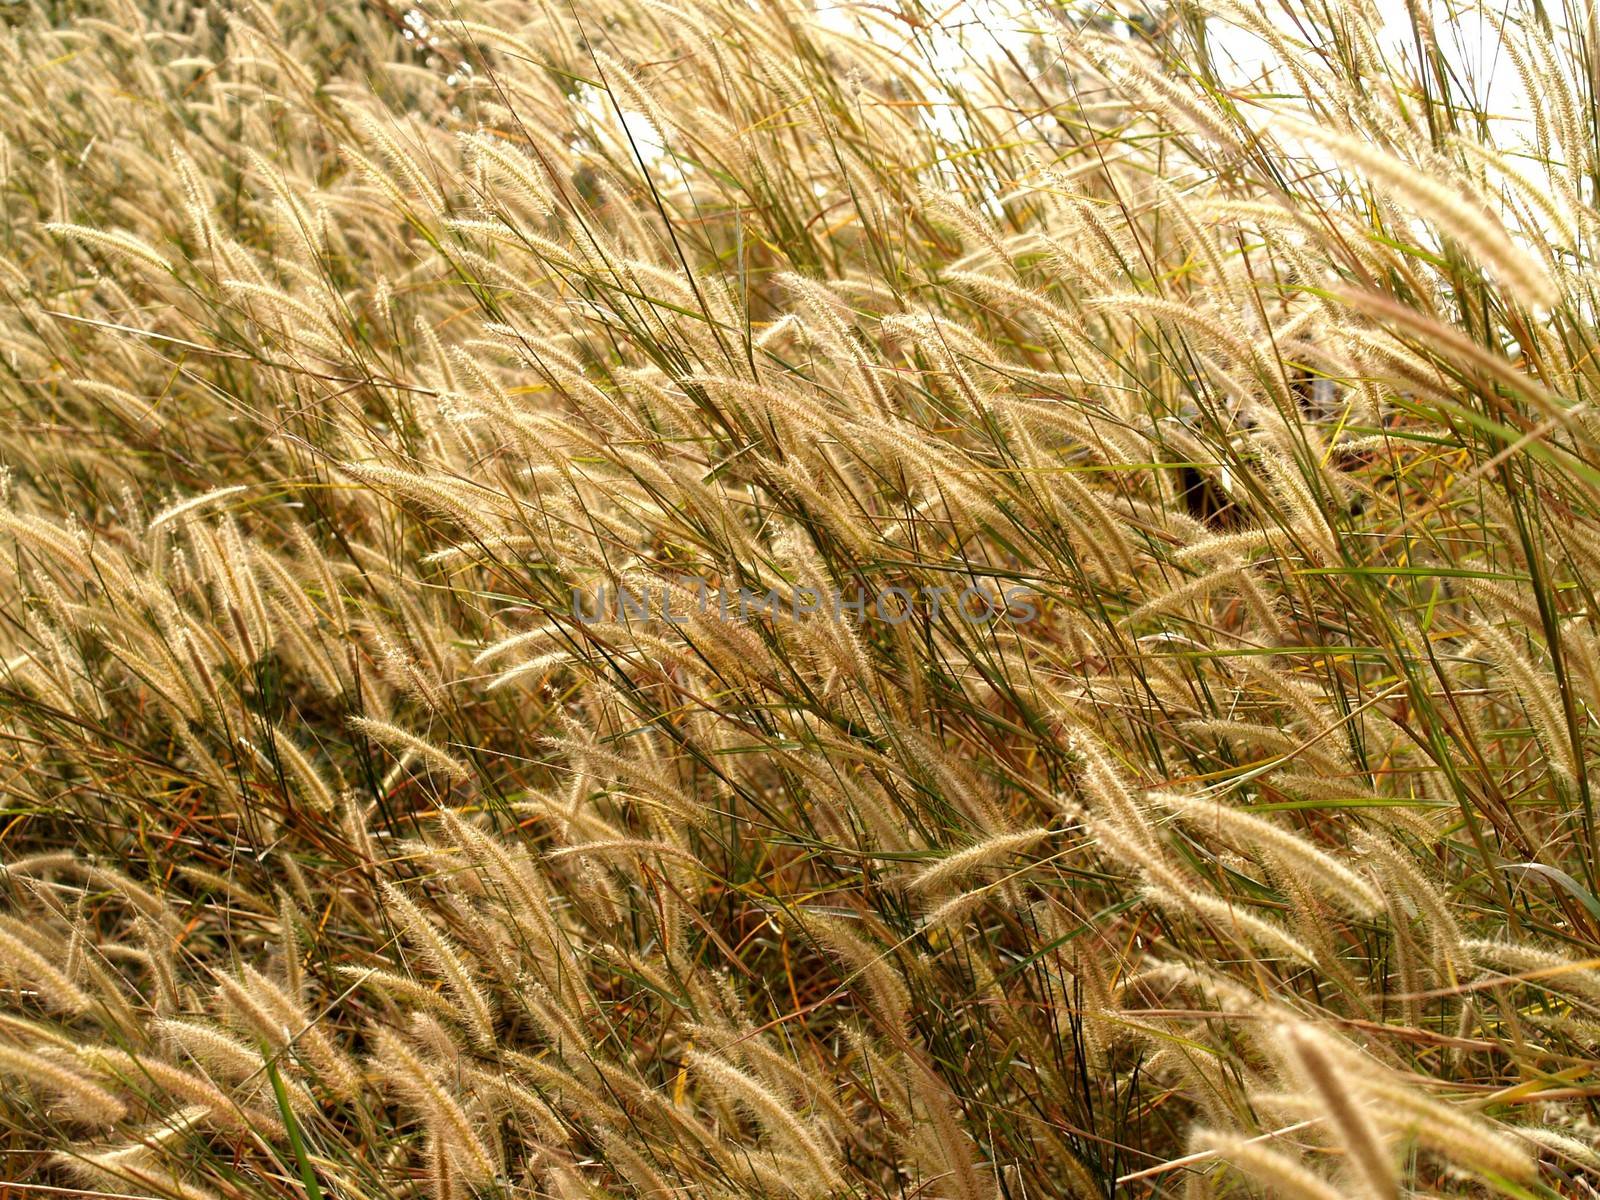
[4,0,1600,1195]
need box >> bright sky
[1205,0,1529,117]
[813,0,1540,134]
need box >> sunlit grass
[2,0,1600,1196]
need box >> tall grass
[2,0,1600,1195]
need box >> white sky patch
[573,83,671,170]
[820,0,1041,76]
[618,108,670,166]
[815,0,1041,153]
[1205,0,1537,132]
[816,0,1546,144]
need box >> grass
[1,0,1600,1195]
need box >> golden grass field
[3,0,1600,1195]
